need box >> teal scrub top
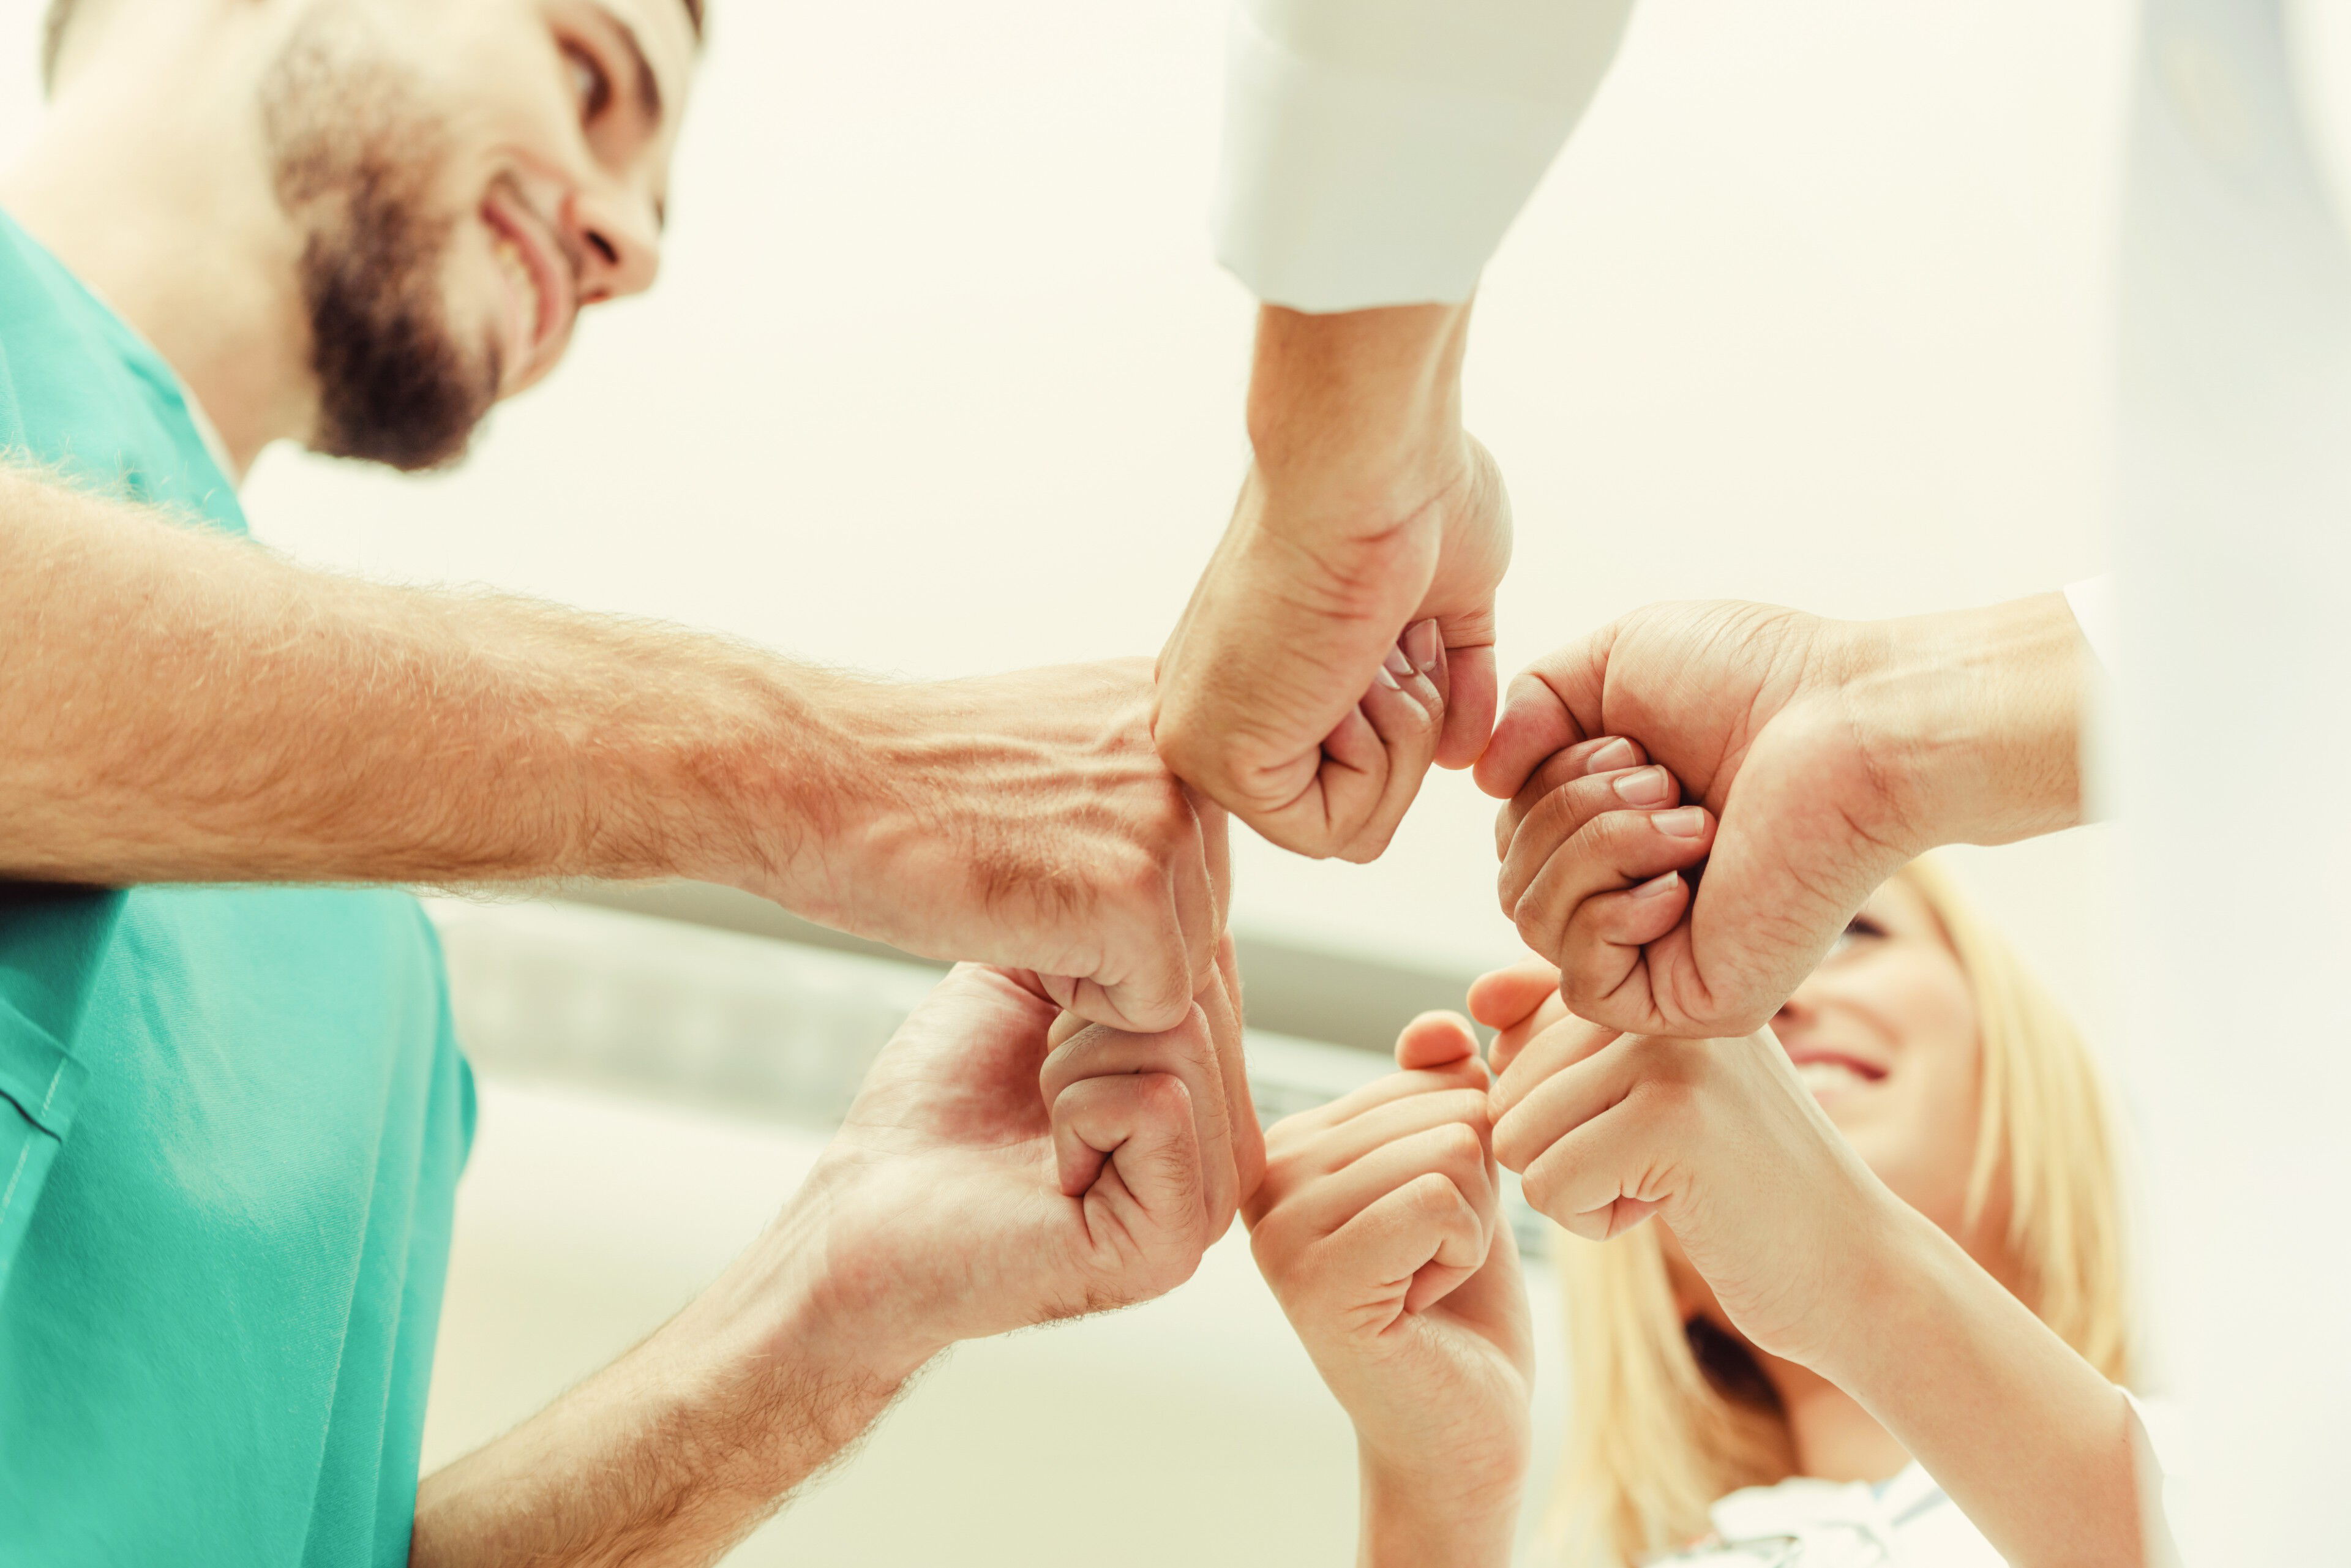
[0,208,476,1566]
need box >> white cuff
[1212,0,1635,313]
[2064,575,2117,670]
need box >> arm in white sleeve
[1213,0,1637,312]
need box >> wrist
[1358,1447,1523,1568]
[677,1179,945,1420]
[1245,302,1474,540]
[1838,593,2090,852]
[1791,1184,1959,1390]
[684,659,902,926]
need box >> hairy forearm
[0,463,860,892]
[411,1207,931,1568]
[1821,1202,2147,1567]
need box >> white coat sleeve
[2063,575,2117,669]
[1213,0,1638,313]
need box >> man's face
[262,0,699,470]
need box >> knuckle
[1626,1068,1697,1130]
[1134,1071,1193,1119]
[1557,966,1605,1012]
[1512,904,1564,963]
[1404,1169,1463,1215]
[1152,711,1209,776]
[1438,1087,1493,1127]
[1107,843,1171,909]
[1519,1166,1561,1217]
[1491,1120,1539,1176]
[1433,1119,1487,1168]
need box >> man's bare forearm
[7,462,1234,1029]
[410,1205,933,1568]
[0,462,860,893]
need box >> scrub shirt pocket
[0,1010,84,1304]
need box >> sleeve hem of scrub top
[2064,574,2116,669]
[0,1003,89,1303]
[1212,6,1621,312]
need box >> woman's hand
[1479,955,1899,1371]
[1245,1014,1534,1567]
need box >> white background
[17,2,2351,1561]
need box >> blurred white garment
[2112,0,2351,1556]
[2062,576,2117,666]
[1651,1398,2178,1565]
[1212,0,1632,310]
[1655,1467,1994,1567]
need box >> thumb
[1468,958,1561,1031]
[1434,637,1497,772]
[1394,1011,1482,1073]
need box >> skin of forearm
[410,1202,934,1568]
[1363,1448,1523,1568]
[1843,591,2092,853]
[1357,1451,1522,1568]
[1815,1198,2145,1567]
[0,463,862,893]
[1245,302,1474,544]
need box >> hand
[1155,304,1510,862]
[780,940,1263,1372]
[1477,596,2089,1036]
[1482,964,1895,1371]
[412,948,1261,1564]
[1481,962,2158,1568]
[1247,1013,1533,1562]
[770,658,1230,1033]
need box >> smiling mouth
[1793,1059,1882,1097]
[481,197,571,373]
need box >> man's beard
[261,15,501,472]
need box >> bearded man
[0,1,1255,1562]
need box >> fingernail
[1584,737,1636,774]
[1613,765,1671,806]
[1404,618,1441,673]
[1654,807,1708,838]
[1383,644,1414,681]
[1630,870,1680,900]
[1374,661,1401,690]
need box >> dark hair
[1684,1315,1784,1416]
[40,0,77,92]
[40,0,703,95]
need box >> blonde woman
[1246,852,2162,1566]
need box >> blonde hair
[1549,854,2133,1566]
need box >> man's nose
[565,176,661,306]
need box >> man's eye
[564,44,612,121]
